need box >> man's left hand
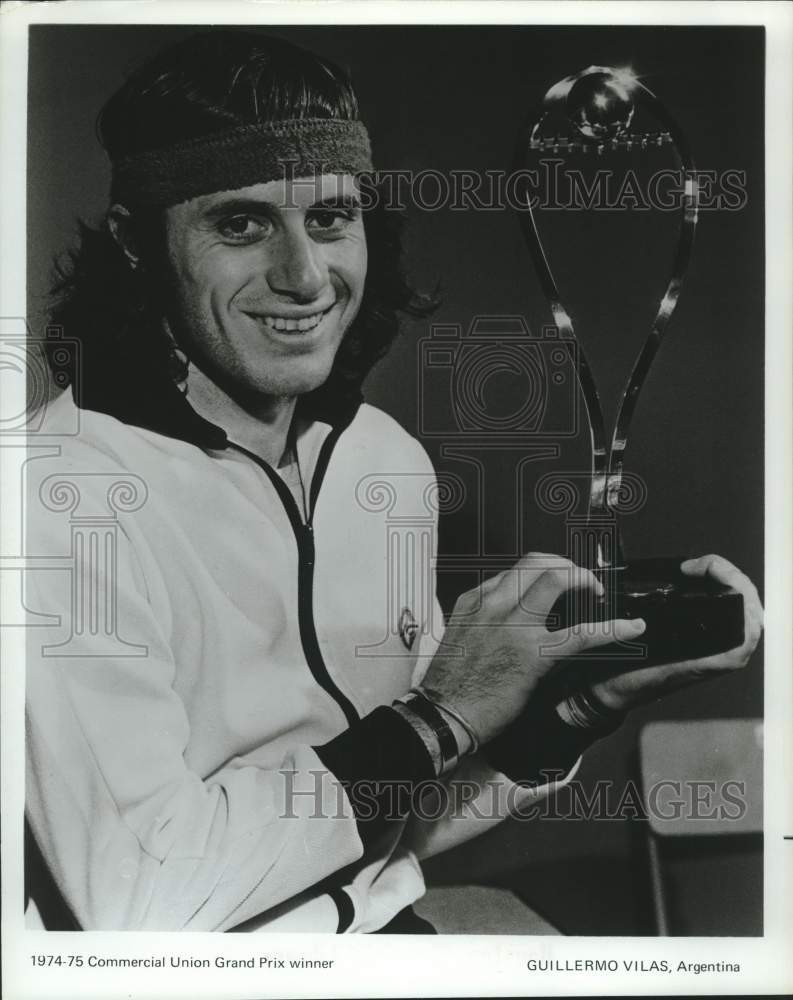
[586,555,764,712]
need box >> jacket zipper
[227,429,359,728]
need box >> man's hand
[421,552,646,745]
[587,554,763,712]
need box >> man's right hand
[420,552,646,745]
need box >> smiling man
[25,30,762,934]
[144,172,367,461]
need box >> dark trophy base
[548,557,745,663]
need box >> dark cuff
[328,887,355,933]
[483,701,624,786]
[314,705,436,848]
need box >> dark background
[28,24,765,935]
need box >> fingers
[549,617,646,658]
[745,595,764,649]
[451,570,507,618]
[681,554,764,654]
[496,553,603,615]
[740,577,764,654]
[453,555,559,616]
[495,552,568,598]
[680,554,743,589]
[522,564,603,616]
[480,570,506,595]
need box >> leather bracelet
[391,702,444,777]
[394,692,459,776]
[412,686,481,755]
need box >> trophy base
[548,557,745,663]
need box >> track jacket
[24,387,588,932]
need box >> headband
[110,118,373,207]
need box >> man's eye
[218,215,269,242]
[306,208,357,234]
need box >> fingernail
[631,618,646,633]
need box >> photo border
[2,2,791,998]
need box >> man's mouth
[255,307,332,333]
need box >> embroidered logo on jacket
[398,607,418,650]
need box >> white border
[2,2,791,998]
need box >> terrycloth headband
[110,118,373,207]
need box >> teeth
[260,311,326,333]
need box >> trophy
[514,66,745,662]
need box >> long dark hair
[50,30,434,433]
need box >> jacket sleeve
[24,502,430,932]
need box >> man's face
[164,173,367,402]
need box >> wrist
[432,702,474,756]
[392,694,458,776]
[412,685,481,756]
[393,687,480,776]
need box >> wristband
[394,692,459,776]
[411,686,481,755]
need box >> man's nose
[265,227,327,302]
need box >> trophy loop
[514,66,744,662]
[514,66,699,568]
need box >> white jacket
[24,390,572,932]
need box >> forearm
[399,692,624,861]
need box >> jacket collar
[73,363,363,451]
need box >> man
[25,30,762,933]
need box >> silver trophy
[515,66,744,661]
